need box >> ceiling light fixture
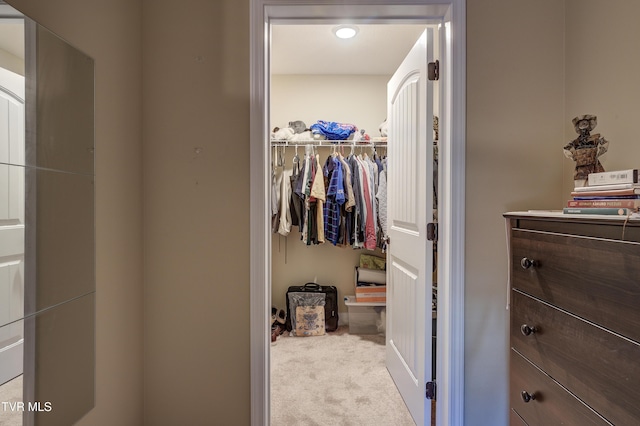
[333,25,358,39]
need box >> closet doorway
[249,2,466,426]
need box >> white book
[588,169,639,186]
[574,182,640,192]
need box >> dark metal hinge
[427,223,437,241]
[426,381,436,399]
[428,60,439,81]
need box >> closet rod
[270,139,387,147]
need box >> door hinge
[428,60,439,81]
[426,381,436,399]
[427,223,437,241]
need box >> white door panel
[386,29,434,426]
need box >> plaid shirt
[323,156,345,245]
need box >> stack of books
[564,169,640,216]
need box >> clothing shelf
[270,139,387,148]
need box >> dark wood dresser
[504,212,640,425]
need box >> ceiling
[271,24,427,75]
[0,21,426,75]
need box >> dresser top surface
[504,210,640,224]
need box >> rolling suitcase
[285,282,339,332]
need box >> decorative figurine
[358,129,370,142]
[563,115,609,184]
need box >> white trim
[0,337,23,353]
[249,2,270,424]
[250,2,465,425]
[435,4,466,426]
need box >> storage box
[354,266,386,303]
[344,295,386,335]
[355,285,386,303]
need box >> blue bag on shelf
[310,120,357,141]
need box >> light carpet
[0,375,22,426]
[270,326,415,426]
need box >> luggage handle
[303,283,321,291]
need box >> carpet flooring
[1,331,416,426]
[270,326,415,426]
[0,375,22,426]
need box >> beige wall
[271,74,389,138]
[0,49,23,75]
[141,1,251,425]
[564,0,640,196]
[5,0,144,425]
[466,1,565,424]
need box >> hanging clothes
[376,160,388,252]
[338,153,356,212]
[289,156,301,228]
[310,153,326,244]
[269,143,387,252]
[357,155,376,250]
[364,153,379,238]
[293,154,308,234]
[347,153,364,248]
[323,155,345,246]
[271,169,282,234]
[302,153,315,245]
[337,153,355,247]
[277,168,293,236]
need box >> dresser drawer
[509,408,528,425]
[511,290,640,425]
[510,349,610,426]
[511,228,640,342]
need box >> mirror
[0,3,95,425]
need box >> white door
[385,29,434,426]
[0,67,25,385]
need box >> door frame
[249,1,466,425]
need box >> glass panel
[0,373,23,424]
[0,65,25,167]
[0,318,23,425]
[25,293,95,425]
[27,167,94,314]
[0,164,25,328]
[0,317,24,386]
[1,5,96,424]
[25,20,94,175]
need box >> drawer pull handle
[520,257,536,270]
[521,391,536,403]
[520,324,537,336]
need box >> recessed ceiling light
[333,25,358,39]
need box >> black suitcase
[285,283,339,332]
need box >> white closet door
[385,29,434,426]
[0,67,25,385]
